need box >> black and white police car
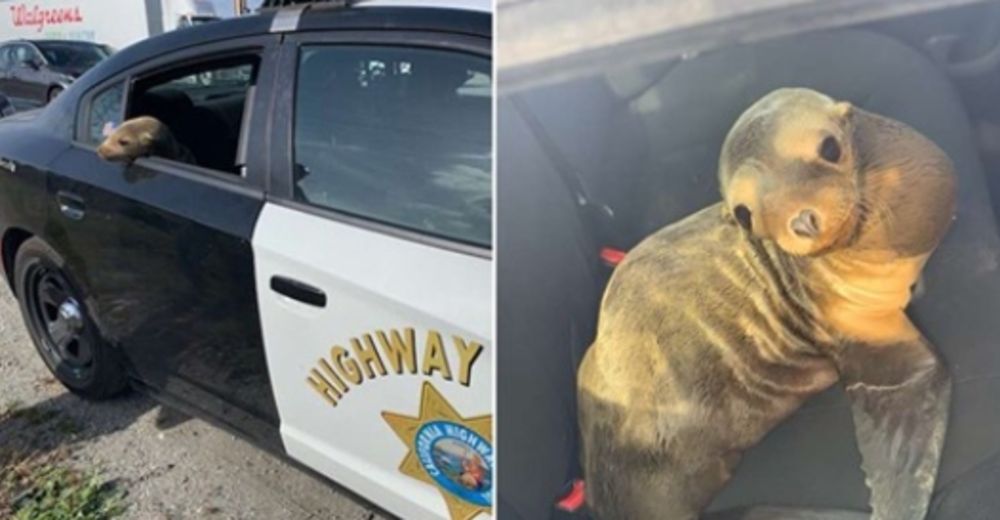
[0,1,492,519]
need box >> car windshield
[36,43,110,69]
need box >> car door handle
[56,191,85,221]
[270,276,326,308]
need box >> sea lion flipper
[838,336,951,520]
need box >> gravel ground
[0,280,389,520]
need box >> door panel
[41,35,284,449]
[253,203,492,520]
[254,31,492,518]
[45,148,281,448]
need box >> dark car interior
[127,56,259,175]
[498,2,1000,518]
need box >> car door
[44,35,285,450]
[253,31,492,520]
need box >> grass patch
[1,402,125,519]
[8,466,124,520]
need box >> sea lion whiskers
[856,190,898,238]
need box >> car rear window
[83,82,124,145]
[292,45,492,248]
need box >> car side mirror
[23,59,41,70]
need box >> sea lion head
[97,116,166,164]
[720,88,957,258]
[719,88,862,256]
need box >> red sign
[10,4,84,32]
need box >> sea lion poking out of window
[97,116,196,166]
[578,88,956,520]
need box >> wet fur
[579,89,955,520]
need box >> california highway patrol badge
[383,382,493,519]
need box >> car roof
[71,2,489,96]
[353,0,490,12]
[261,0,490,12]
[23,40,107,47]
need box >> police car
[0,1,491,519]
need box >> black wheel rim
[24,265,94,381]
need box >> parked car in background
[0,39,112,109]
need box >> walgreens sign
[0,1,149,49]
[9,3,83,32]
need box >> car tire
[14,238,128,400]
[47,86,63,103]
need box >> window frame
[271,29,492,258]
[72,35,280,191]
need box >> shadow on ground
[0,388,191,515]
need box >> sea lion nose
[790,209,821,238]
[733,204,753,232]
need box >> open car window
[126,55,260,175]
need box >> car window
[0,47,11,71]
[127,56,259,174]
[12,44,39,66]
[293,45,492,248]
[36,42,109,69]
[83,82,124,145]
[10,45,27,65]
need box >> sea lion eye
[733,204,752,232]
[819,135,841,163]
[118,138,130,146]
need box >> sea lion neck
[745,235,924,346]
[807,250,925,313]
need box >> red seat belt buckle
[556,479,586,512]
[600,247,627,267]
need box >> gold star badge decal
[382,382,493,520]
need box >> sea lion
[97,116,196,165]
[578,88,955,520]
